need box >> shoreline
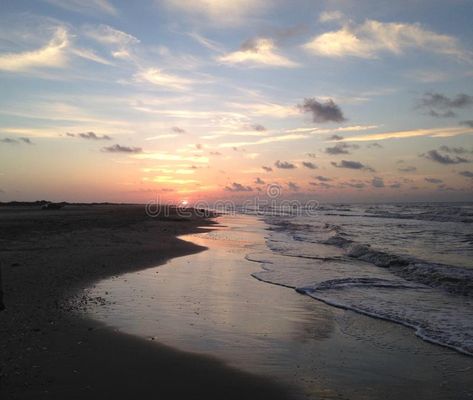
[0,205,296,399]
[84,213,473,400]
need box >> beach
[1,205,472,399]
[85,213,473,400]
[0,205,295,399]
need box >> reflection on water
[86,215,473,400]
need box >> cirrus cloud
[134,68,194,90]
[43,0,117,16]
[0,27,69,72]
[218,38,297,68]
[303,19,469,61]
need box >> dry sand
[0,205,296,399]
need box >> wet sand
[0,205,296,399]
[86,214,473,400]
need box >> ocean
[243,202,473,355]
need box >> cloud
[460,120,473,128]
[70,47,112,65]
[345,182,366,189]
[218,38,297,67]
[218,133,308,148]
[425,177,443,184]
[459,171,473,178]
[228,101,299,118]
[319,11,345,23]
[303,19,469,61]
[146,134,180,140]
[255,177,265,185]
[286,124,378,136]
[420,92,473,109]
[325,142,358,155]
[439,145,472,155]
[367,142,383,148]
[314,175,331,182]
[331,160,374,171]
[275,160,296,169]
[347,126,473,142]
[302,161,317,170]
[172,126,186,134]
[421,149,470,165]
[328,134,344,141]
[43,0,117,15]
[67,131,111,140]
[0,27,69,72]
[428,110,457,118]
[84,24,140,58]
[369,177,384,188]
[224,182,253,192]
[251,123,266,132]
[84,24,139,51]
[1,137,33,144]
[398,166,417,172]
[307,153,316,158]
[287,182,300,191]
[310,182,332,189]
[262,166,273,172]
[1,138,19,144]
[298,98,346,123]
[19,137,33,144]
[134,68,193,90]
[389,182,402,189]
[417,92,473,118]
[188,32,224,53]
[209,151,222,156]
[102,144,142,153]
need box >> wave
[363,204,473,224]
[321,233,473,297]
[252,207,473,356]
[252,260,473,356]
[296,278,473,356]
[263,214,473,296]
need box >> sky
[0,0,472,204]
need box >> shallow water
[85,214,473,400]
[247,203,473,355]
